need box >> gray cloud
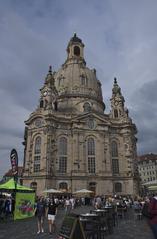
[0,0,157,177]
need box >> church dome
[54,34,105,114]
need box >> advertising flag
[10,149,18,177]
[14,192,35,220]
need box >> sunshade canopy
[43,188,61,193]
[0,178,33,191]
[73,189,94,194]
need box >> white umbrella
[73,189,94,194]
[43,188,61,193]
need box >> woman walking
[47,198,58,234]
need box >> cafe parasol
[43,188,61,193]
[73,189,94,195]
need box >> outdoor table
[92,209,108,213]
[79,214,100,239]
[80,213,99,218]
[102,206,113,210]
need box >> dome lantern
[65,33,85,65]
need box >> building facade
[138,153,157,184]
[22,34,139,196]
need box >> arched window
[83,102,91,112]
[80,75,88,86]
[59,182,68,191]
[40,100,44,108]
[115,182,122,193]
[44,99,48,109]
[114,109,118,118]
[87,138,95,173]
[111,141,118,157]
[111,141,119,174]
[34,137,41,154]
[74,46,80,56]
[58,137,67,173]
[58,75,64,86]
[30,182,37,191]
[34,136,41,172]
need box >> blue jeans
[150,224,157,239]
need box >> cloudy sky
[0,0,157,177]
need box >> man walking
[35,197,45,234]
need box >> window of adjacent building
[58,137,67,173]
[87,138,95,174]
[111,141,119,174]
[115,182,122,193]
[34,136,41,172]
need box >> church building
[22,34,139,196]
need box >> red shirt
[148,197,157,224]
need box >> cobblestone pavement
[0,206,154,239]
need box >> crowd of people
[1,192,157,238]
[0,194,15,221]
[33,193,157,238]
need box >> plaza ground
[0,205,154,239]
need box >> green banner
[14,192,35,220]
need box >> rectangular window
[112,158,119,174]
[88,157,95,173]
[59,157,67,173]
[34,164,40,172]
[34,155,40,162]
[34,156,40,172]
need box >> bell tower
[39,66,58,111]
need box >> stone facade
[22,34,139,196]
